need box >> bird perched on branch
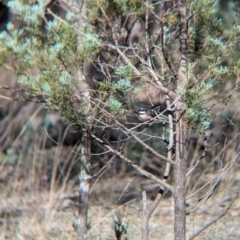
[136,104,172,123]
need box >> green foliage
[184,80,216,133]
[186,61,199,82]
[0,0,102,126]
[98,77,132,119]
[1,0,240,133]
[84,0,146,19]
[182,58,231,134]
[165,12,179,27]
[98,79,112,92]
[115,65,134,80]
[107,95,122,114]
[81,33,102,60]
[189,0,223,54]
[98,66,133,116]
[112,79,132,92]
[99,78,132,93]
[114,0,145,14]
[207,37,226,57]
[8,0,45,26]
[185,0,234,134]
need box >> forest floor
[0,174,240,240]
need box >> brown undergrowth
[0,174,240,239]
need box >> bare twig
[185,152,239,216]
[90,133,174,193]
[104,43,142,77]
[89,98,176,166]
[160,22,178,80]
[187,134,240,200]
[186,134,209,178]
[141,95,175,240]
[187,191,240,240]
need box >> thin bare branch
[187,191,240,240]
[186,134,209,178]
[90,133,174,193]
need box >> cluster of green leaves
[98,66,133,118]
[115,65,134,80]
[184,0,240,133]
[189,0,240,71]
[81,30,102,61]
[188,0,222,54]
[183,55,230,133]
[0,0,102,125]
[184,80,216,133]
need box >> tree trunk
[174,0,188,238]
[174,116,187,240]
[77,130,91,240]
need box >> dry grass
[0,175,240,240]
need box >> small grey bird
[137,107,157,121]
[136,105,173,123]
